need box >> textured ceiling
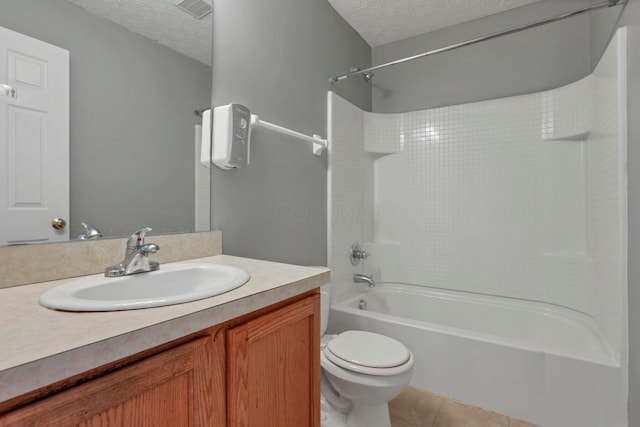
[326,0,543,47]
[64,0,545,64]
[63,0,212,65]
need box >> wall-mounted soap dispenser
[208,103,328,170]
[212,103,251,170]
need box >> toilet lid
[326,331,410,368]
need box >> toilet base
[321,407,347,427]
[321,395,391,427]
[347,402,391,427]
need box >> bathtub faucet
[353,273,375,288]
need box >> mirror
[0,0,212,245]
[1,0,624,248]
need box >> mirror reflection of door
[0,26,69,245]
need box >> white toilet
[320,285,414,427]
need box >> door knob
[51,218,67,230]
[1,84,17,99]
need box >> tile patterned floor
[389,387,539,427]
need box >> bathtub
[327,283,626,427]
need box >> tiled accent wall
[375,94,550,300]
[328,30,625,358]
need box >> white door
[0,26,69,245]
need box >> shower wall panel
[328,31,625,357]
[587,32,626,358]
[327,92,370,302]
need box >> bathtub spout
[354,273,375,287]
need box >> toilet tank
[320,284,330,335]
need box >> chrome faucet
[353,273,375,288]
[105,227,160,277]
[349,242,369,266]
[76,222,103,240]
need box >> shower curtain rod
[329,0,626,84]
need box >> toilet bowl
[320,285,414,427]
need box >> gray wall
[371,0,594,113]
[590,1,628,70]
[620,1,640,424]
[210,0,371,266]
[0,0,211,238]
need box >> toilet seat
[323,331,414,376]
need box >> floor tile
[431,399,508,427]
[391,417,423,427]
[389,386,442,427]
[507,418,539,427]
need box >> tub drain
[358,299,367,310]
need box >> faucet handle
[349,242,369,266]
[127,227,152,248]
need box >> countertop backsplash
[0,231,222,289]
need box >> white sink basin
[39,263,250,312]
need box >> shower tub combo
[328,283,626,427]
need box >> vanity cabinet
[0,291,319,427]
[0,335,226,427]
[227,294,320,427]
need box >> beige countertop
[0,255,330,403]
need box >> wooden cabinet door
[0,335,225,427]
[227,294,320,427]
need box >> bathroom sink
[38,263,250,311]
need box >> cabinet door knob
[52,218,67,230]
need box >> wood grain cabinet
[0,291,319,427]
[0,335,226,427]
[227,294,320,427]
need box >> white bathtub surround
[328,284,625,427]
[327,28,628,427]
[335,42,626,356]
[327,92,373,304]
